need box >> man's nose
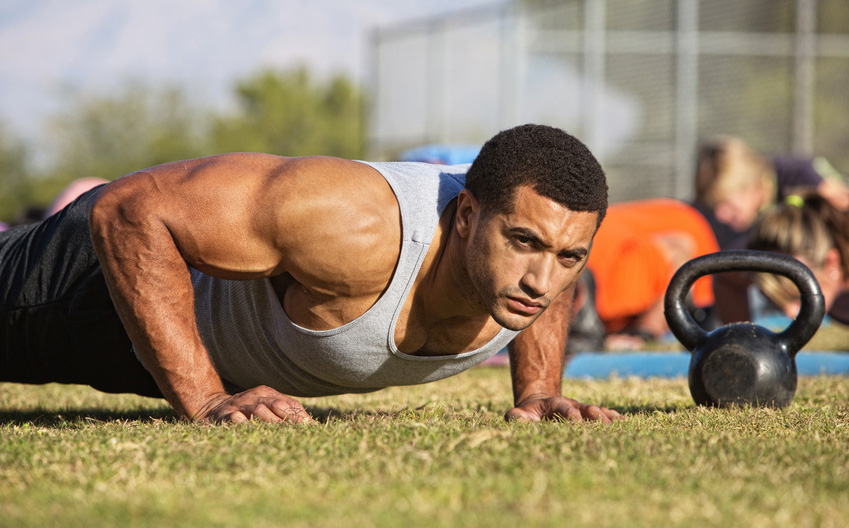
[521,258,556,297]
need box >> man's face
[459,186,599,331]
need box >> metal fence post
[794,0,817,156]
[675,0,699,200]
[584,0,607,159]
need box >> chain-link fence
[368,0,849,203]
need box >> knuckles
[199,385,313,424]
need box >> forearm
[508,284,575,405]
[89,181,225,419]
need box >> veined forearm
[88,180,225,419]
[507,284,575,405]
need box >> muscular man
[1,124,621,424]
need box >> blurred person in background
[1,177,109,230]
[46,177,109,217]
[398,144,481,166]
[692,135,849,323]
[693,135,849,250]
[569,198,719,351]
[747,190,849,323]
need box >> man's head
[464,124,608,227]
[456,124,607,331]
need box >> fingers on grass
[226,411,249,424]
[559,405,584,422]
[249,403,284,423]
[603,407,625,421]
[270,400,313,424]
[504,408,535,422]
[580,404,608,422]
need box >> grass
[2,367,848,528]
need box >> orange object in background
[588,199,720,332]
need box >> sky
[0,0,495,146]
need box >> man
[1,124,621,424]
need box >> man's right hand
[192,385,313,424]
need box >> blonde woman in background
[748,190,849,322]
[692,136,849,323]
[693,136,775,248]
[693,135,849,250]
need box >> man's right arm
[92,153,391,422]
[88,161,314,423]
[89,173,220,420]
[90,153,399,423]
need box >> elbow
[87,181,128,242]
[87,174,153,243]
[87,183,118,244]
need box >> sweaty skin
[88,154,621,424]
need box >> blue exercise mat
[563,351,849,379]
[398,144,481,165]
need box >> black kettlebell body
[665,250,825,408]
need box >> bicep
[91,154,391,283]
[91,154,290,280]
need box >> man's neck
[415,204,491,328]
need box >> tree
[0,122,34,223]
[45,82,210,186]
[4,67,365,224]
[212,67,363,158]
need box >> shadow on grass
[0,404,681,427]
[0,406,381,427]
[612,404,690,415]
[0,407,177,427]
[306,406,430,424]
[305,404,687,423]
[0,404,408,427]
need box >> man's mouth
[506,296,544,315]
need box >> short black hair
[465,124,608,226]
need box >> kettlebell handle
[664,249,825,355]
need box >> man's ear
[455,189,480,239]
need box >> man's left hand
[505,396,623,423]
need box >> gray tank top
[191,161,519,397]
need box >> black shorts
[0,186,162,397]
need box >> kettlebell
[664,250,825,408]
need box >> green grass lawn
[2,367,848,528]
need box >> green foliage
[0,125,30,223]
[1,372,848,527]
[0,67,363,223]
[211,67,363,158]
[45,82,210,186]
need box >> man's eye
[514,236,533,248]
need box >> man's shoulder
[360,161,468,222]
[362,160,470,184]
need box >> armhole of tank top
[271,162,414,337]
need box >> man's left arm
[505,283,623,423]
